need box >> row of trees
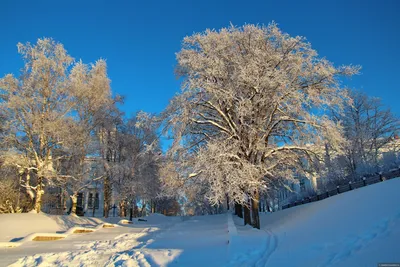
[0,38,173,216]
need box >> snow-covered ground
[0,212,106,243]
[256,177,400,267]
[1,178,399,266]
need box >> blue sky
[1,0,399,118]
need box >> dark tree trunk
[234,202,243,218]
[243,204,251,226]
[141,201,146,217]
[92,201,96,217]
[226,195,229,210]
[251,191,260,229]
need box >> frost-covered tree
[164,23,359,228]
[96,102,124,217]
[112,112,162,217]
[60,60,112,215]
[331,90,400,177]
[0,38,113,213]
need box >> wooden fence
[281,168,400,210]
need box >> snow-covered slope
[258,177,400,267]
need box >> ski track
[255,229,278,267]
[318,212,400,267]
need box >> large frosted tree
[164,23,359,228]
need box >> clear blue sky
[1,0,399,117]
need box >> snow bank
[0,213,108,243]
[259,178,400,267]
[0,213,60,242]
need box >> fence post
[337,186,340,194]
[363,177,366,186]
[349,181,352,190]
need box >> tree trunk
[119,201,126,217]
[251,191,260,229]
[70,194,78,215]
[226,195,229,210]
[103,175,111,218]
[92,199,96,217]
[243,204,251,226]
[141,201,146,217]
[235,202,243,218]
[34,177,44,213]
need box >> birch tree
[164,23,359,228]
[0,38,113,213]
[96,102,124,218]
[61,60,112,215]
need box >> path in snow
[227,215,270,267]
[106,214,230,267]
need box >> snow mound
[0,213,60,242]
[0,213,106,243]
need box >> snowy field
[0,178,399,267]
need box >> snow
[256,177,400,267]
[0,213,105,243]
[1,178,399,266]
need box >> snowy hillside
[257,177,400,267]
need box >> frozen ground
[0,178,399,266]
